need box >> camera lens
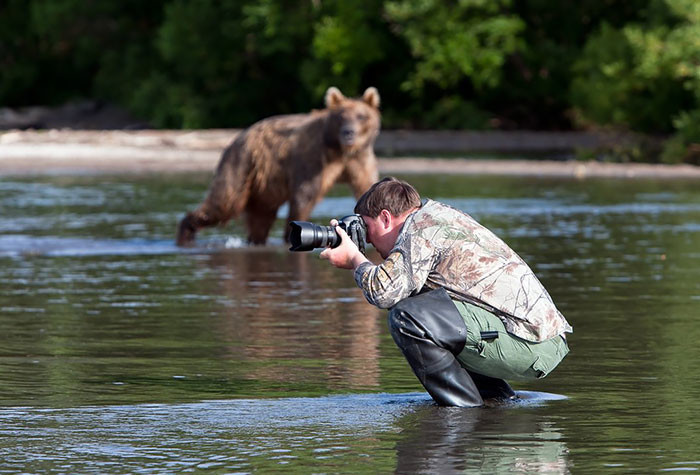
[288,222,340,251]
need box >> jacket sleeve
[353,229,437,308]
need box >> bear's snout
[340,126,357,146]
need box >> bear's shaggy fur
[176,87,381,245]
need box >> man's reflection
[394,402,570,474]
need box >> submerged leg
[388,288,483,407]
[176,196,245,246]
[176,161,250,246]
[466,370,517,400]
[176,208,220,246]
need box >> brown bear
[176,87,381,246]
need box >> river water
[1,172,699,473]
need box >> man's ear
[379,209,392,228]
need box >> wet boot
[466,369,517,401]
[388,288,483,407]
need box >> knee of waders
[388,307,425,341]
[388,288,468,355]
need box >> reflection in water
[0,392,568,474]
[197,249,383,390]
[394,396,569,474]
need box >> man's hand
[320,220,369,270]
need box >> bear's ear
[362,87,380,109]
[325,87,345,108]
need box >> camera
[289,214,367,254]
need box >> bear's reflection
[198,248,382,389]
[394,404,570,474]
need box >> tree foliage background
[1,0,699,162]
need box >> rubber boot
[389,288,483,407]
[467,369,517,401]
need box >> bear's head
[323,87,381,155]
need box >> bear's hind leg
[176,188,249,246]
[176,206,229,246]
[176,207,223,246]
[176,212,199,246]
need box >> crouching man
[320,177,572,407]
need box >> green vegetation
[1,0,699,162]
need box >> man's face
[361,213,395,259]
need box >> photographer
[320,177,572,407]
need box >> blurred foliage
[1,0,699,162]
[570,0,700,163]
[384,0,524,92]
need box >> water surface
[1,173,699,472]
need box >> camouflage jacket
[354,199,572,342]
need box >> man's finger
[335,225,349,239]
[334,225,358,249]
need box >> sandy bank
[1,129,699,179]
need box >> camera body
[289,214,367,254]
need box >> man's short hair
[354,177,422,218]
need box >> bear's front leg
[244,197,279,245]
[343,155,379,198]
[286,179,326,242]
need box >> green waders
[453,300,569,382]
[388,288,569,407]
